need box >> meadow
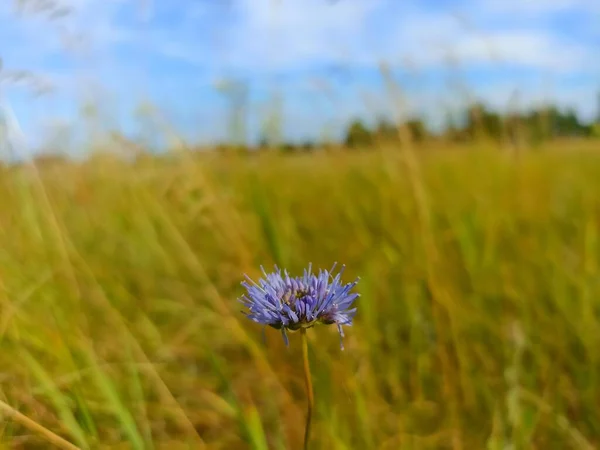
[1,140,600,449]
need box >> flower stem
[0,399,81,450]
[301,328,314,450]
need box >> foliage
[345,120,374,148]
[337,102,597,151]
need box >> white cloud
[403,24,593,72]
[128,0,597,76]
[216,0,386,70]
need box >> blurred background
[1,1,600,449]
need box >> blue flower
[239,263,359,348]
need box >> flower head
[239,263,359,348]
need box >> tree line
[250,101,600,153]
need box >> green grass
[1,142,600,449]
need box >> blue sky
[0,0,599,153]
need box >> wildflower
[239,263,359,348]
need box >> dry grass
[1,141,600,449]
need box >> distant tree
[554,108,591,137]
[300,141,315,152]
[481,109,503,141]
[344,119,373,148]
[523,106,591,140]
[523,109,548,145]
[280,143,296,153]
[463,103,502,141]
[404,118,427,143]
[438,99,597,146]
[374,118,397,141]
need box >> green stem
[301,328,314,450]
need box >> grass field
[1,141,600,449]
